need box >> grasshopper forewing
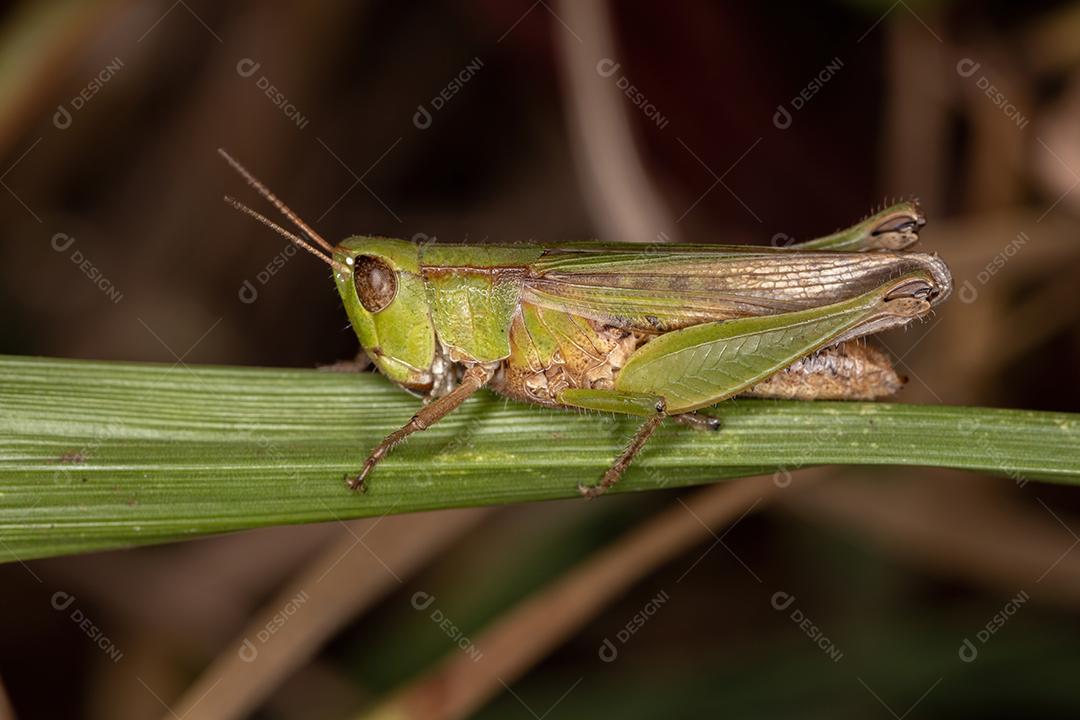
[220,150,951,498]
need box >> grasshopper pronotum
[220,150,951,497]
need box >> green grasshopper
[219,150,951,497]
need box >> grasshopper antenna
[223,195,346,273]
[217,148,336,255]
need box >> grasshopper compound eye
[354,255,397,312]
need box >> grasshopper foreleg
[347,364,492,492]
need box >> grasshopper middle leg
[579,408,667,499]
[557,388,669,498]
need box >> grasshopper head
[332,237,437,391]
[218,150,437,392]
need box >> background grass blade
[1,354,1078,562]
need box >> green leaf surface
[1,355,1078,562]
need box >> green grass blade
[1,354,1078,562]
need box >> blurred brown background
[2,1,1080,718]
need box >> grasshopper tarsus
[578,481,605,500]
[578,469,623,499]
[347,454,382,492]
